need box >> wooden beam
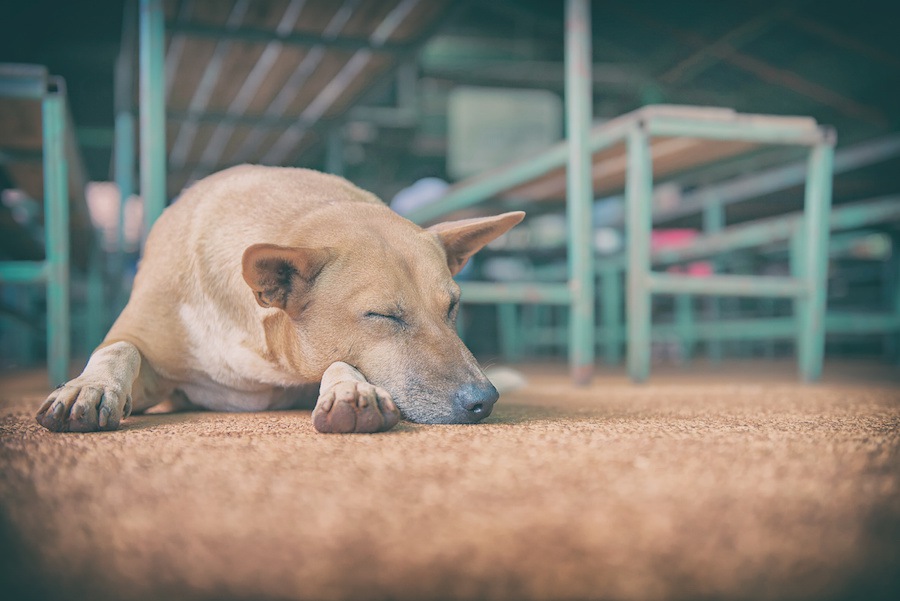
[166,22,410,54]
[788,16,900,71]
[612,5,889,127]
[659,4,798,85]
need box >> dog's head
[241,205,524,424]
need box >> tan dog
[35,166,523,434]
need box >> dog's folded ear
[428,211,525,275]
[242,244,332,318]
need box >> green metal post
[115,1,137,312]
[43,86,70,386]
[797,137,835,381]
[86,244,105,350]
[599,264,622,364]
[626,123,653,382]
[675,294,694,361]
[326,128,344,176]
[565,0,595,385]
[887,232,900,363]
[498,303,521,363]
[140,0,166,240]
[520,304,539,357]
[703,199,724,362]
[114,111,135,311]
[790,227,805,359]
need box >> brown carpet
[1,361,899,601]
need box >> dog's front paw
[312,381,400,434]
[36,380,132,433]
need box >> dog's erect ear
[242,244,332,318]
[428,211,525,276]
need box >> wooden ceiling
[157,0,450,198]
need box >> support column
[790,226,805,357]
[43,84,70,386]
[703,199,724,362]
[599,264,622,364]
[114,111,135,310]
[565,0,595,385]
[325,128,344,176]
[140,0,166,242]
[86,244,105,351]
[115,0,137,312]
[626,123,653,382]
[890,232,900,364]
[675,294,694,362]
[797,135,835,381]
[498,303,521,363]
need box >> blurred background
[0,0,898,378]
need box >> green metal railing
[511,195,900,364]
[407,1,837,383]
[139,0,166,241]
[0,66,70,385]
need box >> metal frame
[404,12,838,383]
[515,196,900,364]
[564,0,595,384]
[622,117,835,382]
[0,66,70,385]
[139,0,166,240]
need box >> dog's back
[104,165,384,384]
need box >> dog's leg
[36,341,159,432]
[313,361,401,434]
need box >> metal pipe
[459,282,571,305]
[114,112,134,307]
[139,0,167,239]
[565,0,595,385]
[703,199,725,362]
[647,115,825,145]
[797,141,835,381]
[115,0,137,311]
[0,262,49,283]
[645,273,806,297]
[43,85,70,386]
[325,128,344,176]
[599,264,622,365]
[625,123,653,383]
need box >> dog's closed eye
[365,311,406,327]
[447,298,459,322]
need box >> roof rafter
[612,4,889,127]
[788,16,900,71]
[659,3,799,86]
[166,21,411,54]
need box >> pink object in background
[651,229,713,277]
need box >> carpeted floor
[1,360,899,601]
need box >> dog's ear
[428,211,525,275]
[242,244,332,318]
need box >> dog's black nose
[455,381,499,423]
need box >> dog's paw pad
[36,381,130,433]
[312,381,400,434]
